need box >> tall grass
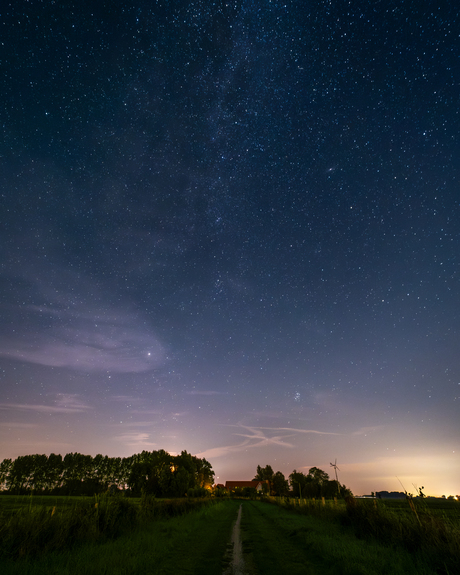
[1,500,241,575]
[0,494,136,559]
[0,493,217,561]
[266,495,460,575]
[343,497,460,575]
[242,500,437,575]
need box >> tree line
[0,450,214,497]
[253,464,353,498]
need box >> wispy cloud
[195,422,346,460]
[111,420,155,428]
[195,442,252,459]
[256,426,342,436]
[0,403,86,414]
[234,425,296,447]
[351,426,384,436]
[0,394,92,414]
[187,390,228,396]
[0,268,166,373]
[196,425,296,459]
[0,422,38,428]
[1,441,73,457]
[112,395,144,404]
[55,394,92,412]
[114,431,157,450]
[0,320,164,373]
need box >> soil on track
[224,501,329,575]
[223,503,246,575]
[236,500,324,575]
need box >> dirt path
[223,503,246,575]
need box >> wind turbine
[330,459,340,494]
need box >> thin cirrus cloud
[0,305,165,374]
[0,422,38,428]
[196,425,296,460]
[256,426,343,436]
[114,432,158,451]
[196,423,346,460]
[187,390,228,396]
[0,264,166,374]
[0,394,92,414]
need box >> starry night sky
[1,1,459,496]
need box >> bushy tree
[0,449,215,497]
[0,458,12,491]
[272,471,289,496]
[289,467,352,499]
[195,457,214,489]
[307,466,329,485]
[46,453,63,491]
[254,464,274,482]
[254,465,290,495]
[289,469,308,497]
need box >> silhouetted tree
[272,471,289,496]
[289,469,308,497]
[254,464,274,482]
[0,458,12,490]
[0,449,215,497]
[254,464,275,492]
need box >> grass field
[0,494,99,513]
[0,493,219,563]
[240,500,438,575]
[1,495,459,574]
[1,498,242,575]
[266,496,460,574]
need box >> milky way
[1,1,459,496]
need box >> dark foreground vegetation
[1,457,458,574]
[1,493,459,574]
[0,493,217,561]
[266,495,460,575]
[0,450,214,497]
[239,500,436,575]
[0,497,240,575]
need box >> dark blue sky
[1,1,459,495]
